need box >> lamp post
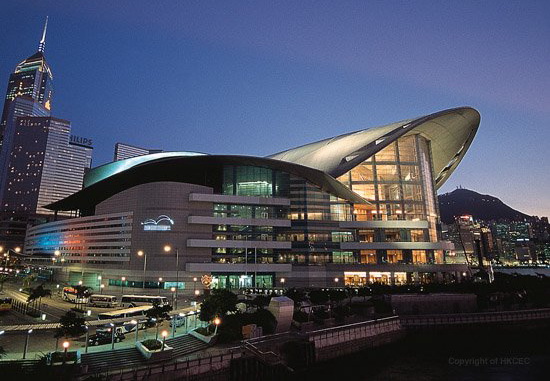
[280,277,285,288]
[170,287,176,309]
[100,284,105,294]
[158,277,163,295]
[213,317,221,335]
[131,319,139,342]
[84,325,89,353]
[110,323,115,350]
[334,277,339,288]
[164,245,179,308]
[137,250,147,289]
[121,277,126,296]
[193,277,198,294]
[161,330,168,351]
[23,329,33,359]
[194,289,200,311]
[62,341,70,364]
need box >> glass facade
[337,134,443,266]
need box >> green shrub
[293,309,309,323]
[141,339,162,350]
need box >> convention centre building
[23,107,480,294]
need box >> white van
[89,295,119,308]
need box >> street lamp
[131,319,139,342]
[164,245,180,308]
[161,330,168,351]
[121,276,126,295]
[170,287,176,308]
[14,247,21,253]
[100,284,105,294]
[84,326,90,353]
[23,329,33,359]
[213,317,221,335]
[158,277,163,295]
[78,280,83,286]
[137,250,147,289]
[109,323,116,350]
[280,277,285,288]
[62,341,70,364]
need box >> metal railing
[401,308,550,327]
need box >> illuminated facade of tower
[0,17,53,148]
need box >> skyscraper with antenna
[0,17,53,147]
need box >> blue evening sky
[0,1,549,216]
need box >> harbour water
[294,327,550,381]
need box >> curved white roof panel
[268,107,480,189]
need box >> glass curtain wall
[337,134,441,265]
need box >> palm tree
[27,284,52,312]
[72,285,92,310]
[145,302,173,340]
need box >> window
[397,136,417,162]
[332,251,355,264]
[402,184,423,201]
[350,164,374,181]
[360,250,377,264]
[376,165,400,182]
[374,143,397,162]
[386,250,403,263]
[400,165,420,182]
[377,183,401,201]
[410,230,426,242]
[359,229,375,242]
[412,250,427,264]
[384,229,401,242]
[351,183,376,201]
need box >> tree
[0,274,10,292]
[55,311,86,338]
[145,301,173,340]
[308,290,329,305]
[54,311,86,350]
[199,289,238,322]
[249,295,271,310]
[72,285,92,310]
[27,283,52,312]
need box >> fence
[306,316,402,350]
[401,308,550,328]
[80,348,243,381]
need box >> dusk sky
[1,1,549,217]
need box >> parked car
[169,315,186,328]
[88,331,125,346]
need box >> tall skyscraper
[0,18,94,248]
[0,117,92,216]
[0,18,53,147]
[114,142,162,161]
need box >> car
[88,331,125,346]
[169,315,186,328]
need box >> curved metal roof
[47,154,367,211]
[268,107,480,189]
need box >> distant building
[0,116,92,216]
[0,19,93,248]
[114,143,162,161]
[0,18,53,148]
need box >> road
[0,311,204,360]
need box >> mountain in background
[438,188,531,224]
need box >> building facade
[114,143,162,162]
[0,19,53,147]
[0,19,94,248]
[24,107,480,293]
